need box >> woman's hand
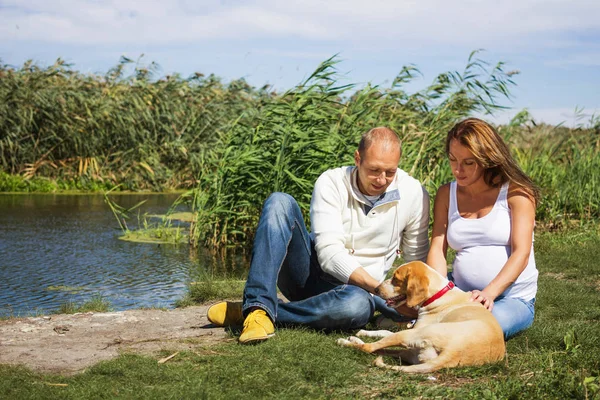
[470,290,496,311]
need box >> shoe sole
[238,333,275,345]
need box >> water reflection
[0,194,247,317]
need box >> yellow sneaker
[238,309,275,344]
[207,301,243,327]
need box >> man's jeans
[243,192,405,331]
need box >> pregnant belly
[452,245,510,292]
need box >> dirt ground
[0,304,232,375]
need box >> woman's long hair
[445,118,540,205]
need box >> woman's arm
[472,184,536,310]
[426,184,451,277]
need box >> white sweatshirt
[309,166,430,283]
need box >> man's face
[354,142,400,196]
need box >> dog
[337,261,505,373]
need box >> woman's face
[448,139,484,187]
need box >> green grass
[0,171,60,192]
[54,295,112,315]
[186,52,523,250]
[119,227,188,244]
[175,279,246,308]
[1,228,599,399]
[0,295,111,320]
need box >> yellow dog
[337,261,505,373]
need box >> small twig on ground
[158,352,179,364]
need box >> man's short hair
[357,127,402,158]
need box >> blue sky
[1,0,599,126]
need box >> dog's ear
[405,264,430,308]
[393,265,409,283]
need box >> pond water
[0,193,246,318]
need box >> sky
[1,0,599,127]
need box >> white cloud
[487,106,600,127]
[529,107,600,127]
[0,0,333,44]
[1,0,599,50]
[1,0,598,117]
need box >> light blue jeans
[492,296,536,340]
[242,193,407,331]
[447,272,535,340]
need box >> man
[207,127,430,344]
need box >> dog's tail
[373,356,403,371]
[373,351,460,374]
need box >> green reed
[506,117,600,227]
[187,52,528,250]
[1,53,598,252]
[0,56,270,191]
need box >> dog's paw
[347,336,364,345]
[336,336,364,347]
[357,329,394,338]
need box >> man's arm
[348,267,380,292]
[310,170,362,283]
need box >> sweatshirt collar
[349,167,401,209]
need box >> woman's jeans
[492,297,536,340]
[447,272,535,340]
[243,193,404,331]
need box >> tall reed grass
[503,116,600,226]
[1,52,598,252]
[188,52,599,251]
[0,56,271,190]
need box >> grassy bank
[1,228,599,399]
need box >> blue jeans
[447,272,535,340]
[492,296,535,340]
[243,193,405,331]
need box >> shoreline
[0,304,229,375]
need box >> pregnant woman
[427,118,540,340]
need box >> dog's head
[375,261,432,308]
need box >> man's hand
[349,267,418,318]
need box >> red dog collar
[421,281,455,307]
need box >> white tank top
[447,181,538,300]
